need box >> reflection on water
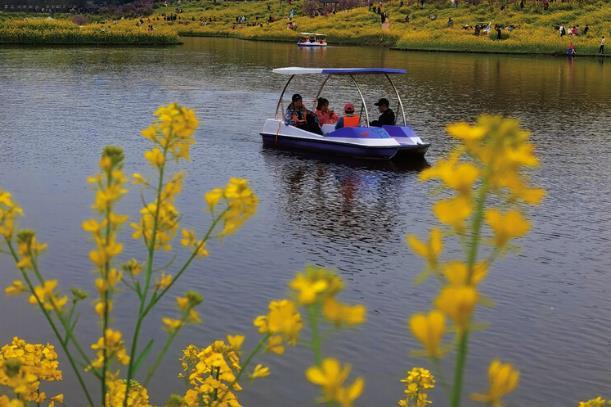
[262,149,428,248]
[0,38,610,406]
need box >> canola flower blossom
[178,337,244,406]
[0,337,62,404]
[579,397,611,407]
[306,358,364,407]
[406,115,544,407]
[398,367,435,407]
[471,359,520,406]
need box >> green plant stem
[143,323,182,386]
[30,256,98,378]
[124,148,168,406]
[307,304,322,365]
[432,357,451,396]
[5,239,95,406]
[101,176,113,407]
[450,182,489,407]
[141,208,227,318]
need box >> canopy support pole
[385,73,407,125]
[275,74,295,119]
[349,74,370,127]
[314,75,331,104]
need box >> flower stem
[124,149,167,406]
[307,304,322,366]
[5,239,95,406]
[450,181,488,407]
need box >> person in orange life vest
[335,103,360,129]
[315,97,339,125]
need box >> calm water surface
[1,38,610,406]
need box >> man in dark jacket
[370,98,396,127]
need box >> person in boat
[315,97,339,125]
[285,93,323,135]
[370,98,395,127]
[335,103,360,129]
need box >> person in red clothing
[315,97,339,125]
[335,103,360,129]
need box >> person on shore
[496,24,502,40]
[315,98,339,125]
[559,25,566,37]
[599,36,606,55]
[567,41,576,57]
[370,98,395,127]
[335,103,360,129]
[285,94,323,134]
[519,0,524,9]
[583,25,589,35]
[447,17,454,27]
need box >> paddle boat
[260,67,430,160]
[297,33,327,47]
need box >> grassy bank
[0,17,180,45]
[0,0,609,53]
[163,0,609,54]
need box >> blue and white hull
[260,119,429,161]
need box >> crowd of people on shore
[284,94,397,135]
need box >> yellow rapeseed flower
[289,265,344,305]
[28,280,68,312]
[89,329,130,369]
[485,208,530,248]
[472,359,520,406]
[4,280,26,296]
[306,358,364,407]
[162,318,183,333]
[0,189,23,239]
[322,298,366,327]
[442,261,488,286]
[409,310,445,358]
[435,286,478,331]
[204,187,223,211]
[398,367,435,407]
[432,196,472,234]
[253,299,302,354]
[249,364,270,380]
[578,396,610,407]
[156,273,173,290]
[406,228,443,271]
[144,147,165,168]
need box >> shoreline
[0,32,607,58]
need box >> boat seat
[321,124,336,135]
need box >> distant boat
[297,33,327,47]
[260,67,430,161]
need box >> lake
[0,37,610,405]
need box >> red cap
[344,103,355,112]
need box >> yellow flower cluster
[162,291,204,334]
[132,172,184,251]
[89,329,130,370]
[254,299,303,354]
[141,103,199,162]
[306,358,364,407]
[0,190,23,240]
[290,265,366,327]
[178,336,245,406]
[0,337,62,404]
[406,116,540,404]
[14,230,47,270]
[205,178,258,237]
[84,146,128,318]
[398,367,435,407]
[579,397,611,407]
[471,359,520,407]
[105,374,151,407]
[28,280,68,312]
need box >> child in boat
[335,103,360,129]
[315,97,339,125]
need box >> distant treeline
[1,0,154,15]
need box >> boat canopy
[299,33,326,36]
[273,67,406,75]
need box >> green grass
[1,0,609,53]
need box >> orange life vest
[343,115,360,128]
